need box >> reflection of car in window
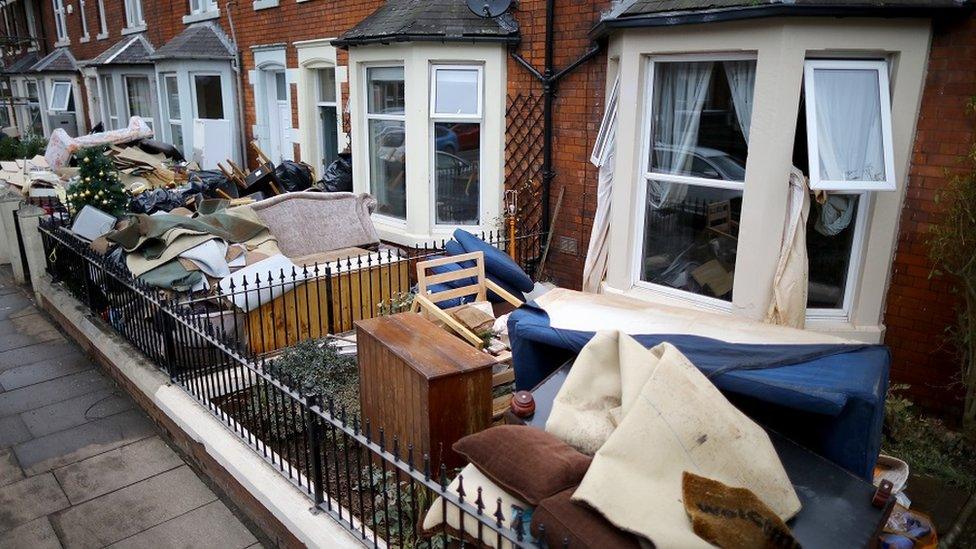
[436,151,474,178]
[434,125,459,154]
[374,125,460,157]
[650,145,746,206]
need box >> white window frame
[315,66,339,170]
[191,72,225,120]
[79,0,90,41]
[124,0,145,29]
[189,0,217,14]
[96,0,108,39]
[429,64,484,228]
[51,0,67,43]
[632,53,756,312]
[161,73,182,145]
[101,74,118,129]
[429,65,483,120]
[806,192,872,321]
[48,81,72,112]
[803,59,896,192]
[363,63,406,226]
[123,74,153,129]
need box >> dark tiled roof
[150,22,235,60]
[30,48,78,73]
[333,0,520,47]
[1,52,40,74]
[597,0,968,33]
[84,35,155,66]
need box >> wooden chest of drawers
[356,312,495,469]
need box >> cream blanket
[546,331,801,547]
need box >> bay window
[431,66,482,226]
[365,66,406,220]
[638,57,755,303]
[102,75,118,129]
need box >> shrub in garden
[266,338,360,416]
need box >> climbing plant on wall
[929,96,976,438]
[65,145,128,218]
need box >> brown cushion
[531,487,643,549]
[452,425,591,506]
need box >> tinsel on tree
[66,145,128,218]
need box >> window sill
[121,25,147,36]
[602,283,885,343]
[96,32,109,41]
[79,36,90,44]
[183,10,220,24]
[54,39,70,48]
[253,0,279,10]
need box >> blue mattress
[507,303,890,480]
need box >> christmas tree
[65,145,128,218]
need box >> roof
[150,22,236,60]
[1,52,40,74]
[595,0,969,35]
[333,0,520,47]
[84,35,155,66]
[29,48,78,73]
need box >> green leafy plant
[65,145,128,218]
[378,291,415,316]
[0,133,46,162]
[266,338,360,415]
[928,96,976,436]
[882,385,976,487]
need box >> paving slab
[0,516,63,549]
[0,449,23,487]
[14,409,156,476]
[0,313,59,335]
[51,466,217,549]
[0,473,69,534]
[0,341,84,372]
[54,437,184,505]
[20,388,135,438]
[0,369,110,417]
[106,500,258,549]
[0,414,31,448]
[0,354,91,391]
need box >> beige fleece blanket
[546,331,801,547]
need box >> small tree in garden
[65,145,128,218]
[928,96,976,438]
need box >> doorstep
[33,273,362,549]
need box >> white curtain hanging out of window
[582,76,618,293]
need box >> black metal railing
[39,216,547,548]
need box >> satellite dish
[466,0,513,18]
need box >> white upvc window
[96,0,108,38]
[803,59,896,192]
[189,0,217,14]
[124,0,145,28]
[635,54,756,307]
[102,75,118,129]
[79,0,89,40]
[52,0,67,42]
[162,74,183,152]
[124,74,153,129]
[48,81,72,111]
[430,65,483,227]
[364,65,406,221]
[315,67,339,173]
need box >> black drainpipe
[511,0,602,250]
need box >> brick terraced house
[0,0,973,418]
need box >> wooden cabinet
[356,312,495,469]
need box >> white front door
[264,70,292,162]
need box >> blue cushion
[423,282,474,309]
[453,229,534,292]
[444,239,468,260]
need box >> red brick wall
[883,15,976,418]
[506,0,609,288]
